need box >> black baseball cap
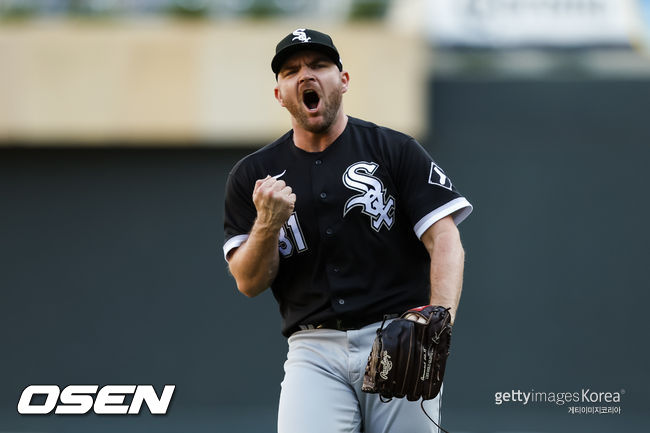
[271,28,343,75]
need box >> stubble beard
[286,88,343,134]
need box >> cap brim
[271,43,341,74]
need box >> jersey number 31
[279,213,308,257]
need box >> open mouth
[302,89,320,111]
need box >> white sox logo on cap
[292,29,311,43]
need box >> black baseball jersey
[224,117,472,337]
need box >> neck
[291,111,348,153]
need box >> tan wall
[0,19,428,146]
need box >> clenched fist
[252,176,296,232]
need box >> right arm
[227,176,295,297]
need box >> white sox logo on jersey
[292,29,311,43]
[342,162,395,232]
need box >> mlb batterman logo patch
[428,162,453,191]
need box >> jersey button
[325,228,334,236]
[333,267,340,273]
[315,159,322,165]
[338,298,345,305]
[320,192,327,199]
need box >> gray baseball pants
[278,321,442,433]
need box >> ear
[340,70,350,94]
[274,86,286,107]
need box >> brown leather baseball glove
[362,305,452,401]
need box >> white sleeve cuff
[222,234,249,261]
[413,197,473,239]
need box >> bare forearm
[228,220,280,297]
[429,231,464,321]
[421,216,465,324]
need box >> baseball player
[223,29,472,433]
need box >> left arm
[420,215,465,324]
